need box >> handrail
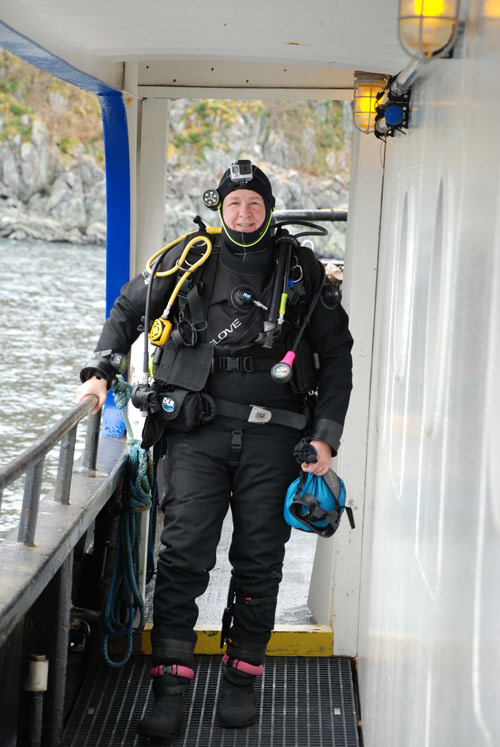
[0,423,128,745]
[0,394,100,546]
[273,208,348,223]
[0,395,97,492]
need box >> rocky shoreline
[0,118,106,245]
[0,102,350,256]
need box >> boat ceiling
[1,0,408,99]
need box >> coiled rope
[102,374,152,667]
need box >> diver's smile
[222,190,266,233]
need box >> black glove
[293,437,318,464]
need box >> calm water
[0,238,106,539]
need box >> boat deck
[63,515,360,746]
[63,653,359,746]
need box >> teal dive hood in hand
[284,470,355,538]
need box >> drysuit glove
[293,437,318,464]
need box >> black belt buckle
[218,356,253,372]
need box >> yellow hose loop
[145,227,222,348]
[145,226,222,276]
[164,235,213,308]
[145,232,191,276]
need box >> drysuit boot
[137,672,190,739]
[217,640,266,729]
[217,665,257,728]
[137,638,195,739]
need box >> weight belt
[215,399,306,430]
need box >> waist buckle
[248,405,272,424]
[217,356,253,372]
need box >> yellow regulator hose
[146,227,221,346]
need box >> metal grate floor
[63,655,360,747]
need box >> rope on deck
[102,375,152,668]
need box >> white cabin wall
[308,129,384,654]
[357,3,500,746]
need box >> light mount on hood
[229,159,253,184]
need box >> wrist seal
[310,418,344,455]
[79,350,127,389]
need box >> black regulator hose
[270,279,324,384]
[262,232,296,348]
[142,255,161,379]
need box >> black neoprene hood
[217,162,276,210]
[217,162,276,254]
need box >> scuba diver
[75,160,353,739]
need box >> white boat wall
[349,9,500,747]
[0,1,499,745]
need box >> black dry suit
[81,224,353,665]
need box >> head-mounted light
[202,188,220,210]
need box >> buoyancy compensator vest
[132,218,337,448]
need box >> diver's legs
[217,429,298,727]
[228,429,297,643]
[142,428,231,738]
[152,428,231,642]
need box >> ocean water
[0,238,106,539]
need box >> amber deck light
[399,0,460,57]
[483,0,500,17]
[353,75,388,134]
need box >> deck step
[63,654,360,746]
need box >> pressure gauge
[271,361,293,383]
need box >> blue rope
[102,375,152,668]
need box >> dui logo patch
[161,396,176,413]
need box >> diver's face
[222,190,266,233]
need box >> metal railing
[0,396,128,747]
[0,395,99,546]
[272,208,348,222]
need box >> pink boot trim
[222,654,263,676]
[150,664,194,679]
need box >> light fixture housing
[353,74,388,134]
[483,0,500,18]
[398,0,461,57]
[374,78,411,140]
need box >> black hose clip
[220,574,237,648]
[131,383,161,415]
[274,231,300,251]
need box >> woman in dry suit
[75,160,353,739]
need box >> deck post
[18,459,45,546]
[42,554,73,747]
[125,77,170,602]
[97,91,132,438]
[308,127,384,656]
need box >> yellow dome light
[353,75,388,134]
[399,0,460,57]
[483,0,500,18]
